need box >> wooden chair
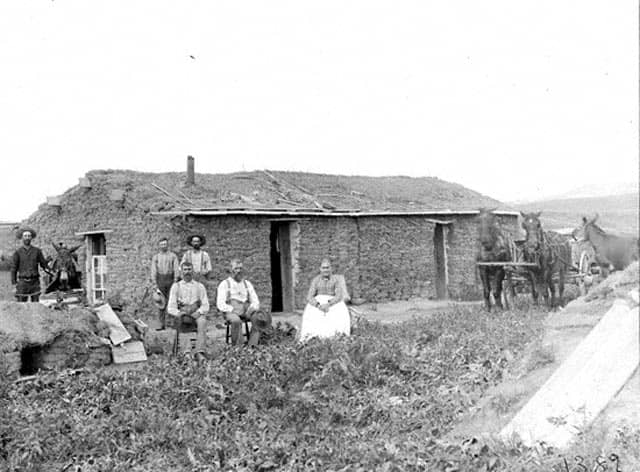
[172,315,199,355]
[224,317,251,345]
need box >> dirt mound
[0,302,110,376]
[585,261,639,302]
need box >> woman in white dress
[299,259,350,342]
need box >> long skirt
[299,295,350,342]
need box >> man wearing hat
[11,228,49,302]
[216,259,270,346]
[181,234,211,283]
[151,238,180,329]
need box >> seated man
[167,261,210,360]
[299,258,350,342]
[216,259,266,346]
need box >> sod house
[21,166,518,312]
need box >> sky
[0,1,638,222]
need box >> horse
[572,214,638,277]
[520,212,572,309]
[45,242,82,294]
[476,209,514,311]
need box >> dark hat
[186,234,206,247]
[251,310,272,331]
[16,227,37,239]
[152,289,166,310]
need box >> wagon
[476,239,597,297]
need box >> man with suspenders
[150,237,180,329]
[216,259,263,346]
[180,234,211,283]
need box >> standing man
[217,259,267,346]
[167,261,210,361]
[11,228,49,302]
[181,234,211,283]
[151,237,180,329]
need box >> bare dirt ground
[270,298,480,331]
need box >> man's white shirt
[216,277,260,313]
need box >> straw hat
[152,289,166,310]
[251,310,272,331]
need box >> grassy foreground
[1,305,637,471]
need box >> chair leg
[225,323,231,344]
[173,324,180,356]
[244,320,250,345]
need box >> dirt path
[271,298,480,330]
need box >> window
[92,255,107,302]
[75,230,111,305]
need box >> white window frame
[91,255,107,303]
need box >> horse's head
[520,211,544,256]
[572,214,598,242]
[52,242,81,291]
[477,208,499,250]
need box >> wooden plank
[476,262,538,267]
[500,300,639,449]
[111,341,147,364]
[95,304,132,346]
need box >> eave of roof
[150,208,519,218]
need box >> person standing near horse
[181,234,212,283]
[216,259,267,346]
[11,228,49,302]
[151,237,180,329]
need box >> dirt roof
[48,169,504,214]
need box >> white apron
[299,295,350,342]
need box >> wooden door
[434,224,449,299]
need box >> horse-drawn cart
[476,238,596,303]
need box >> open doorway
[434,223,449,299]
[270,222,294,312]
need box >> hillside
[514,192,639,236]
[31,169,504,216]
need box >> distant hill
[514,193,639,236]
[513,181,638,203]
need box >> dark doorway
[434,224,449,299]
[20,346,42,375]
[270,224,283,312]
[270,222,294,312]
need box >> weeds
[1,304,636,471]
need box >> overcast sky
[0,1,637,221]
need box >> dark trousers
[156,273,174,329]
[15,278,40,302]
